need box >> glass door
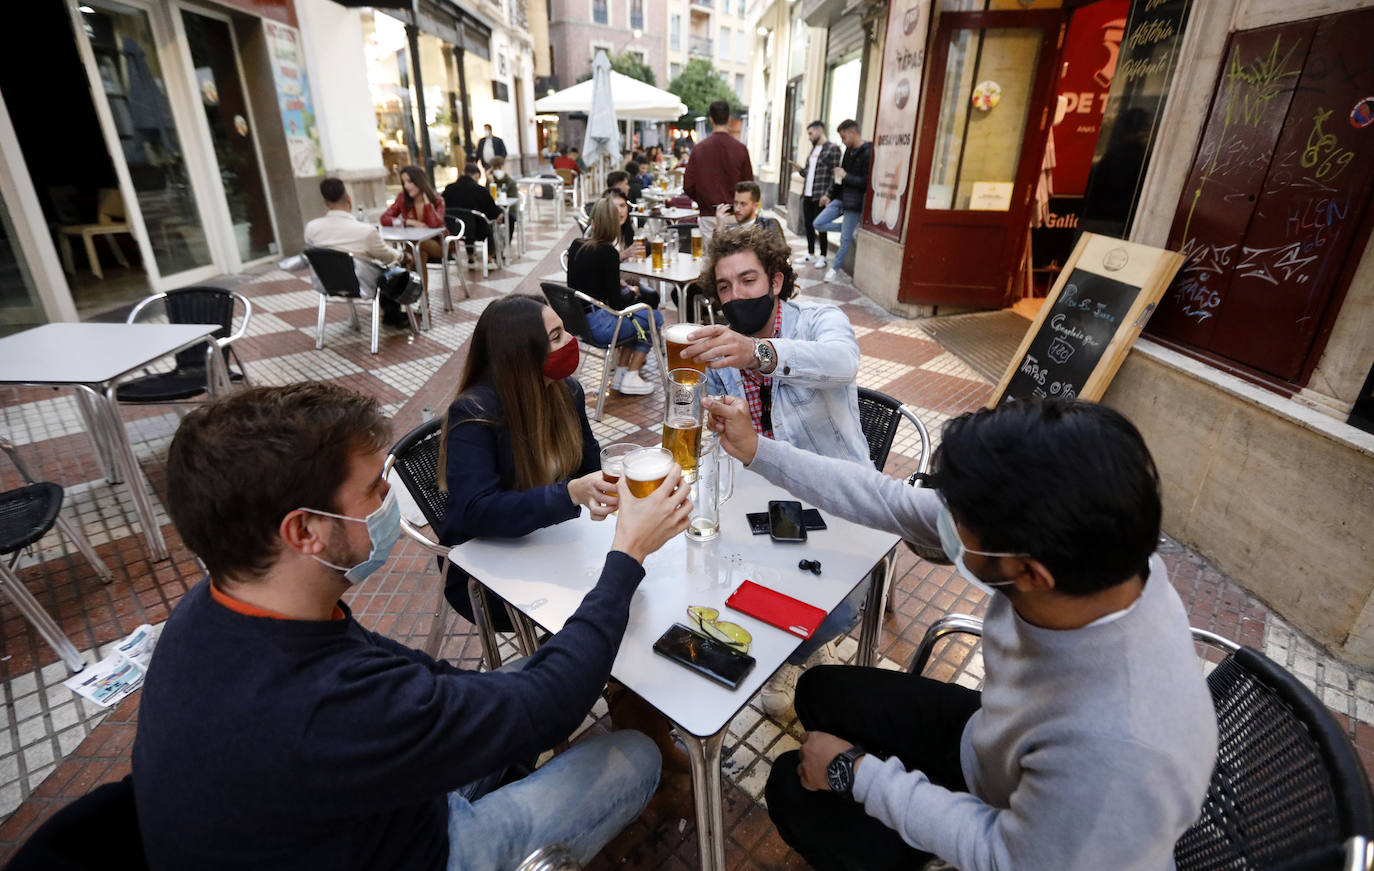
[0,187,46,336]
[69,0,219,288]
[179,7,278,265]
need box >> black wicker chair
[910,617,1374,871]
[116,287,252,403]
[0,439,113,673]
[5,774,146,870]
[541,280,658,422]
[383,419,535,667]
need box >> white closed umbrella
[580,51,621,170]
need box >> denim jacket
[707,299,870,465]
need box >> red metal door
[898,10,1064,308]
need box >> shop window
[1148,9,1374,387]
[630,0,644,32]
[592,0,608,26]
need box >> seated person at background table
[714,181,784,240]
[133,380,690,870]
[487,155,519,240]
[681,223,869,717]
[702,395,1219,871]
[304,177,410,328]
[606,170,633,203]
[442,162,505,264]
[553,146,582,177]
[602,190,659,308]
[567,199,664,397]
[381,165,445,293]
[624,162,645,203]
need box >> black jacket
[829,141,872,211]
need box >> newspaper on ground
[62,623,159,708]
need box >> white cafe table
[516,177,565,226]
[451,468,899,871]
[620,254,714,328]
[632,205,697,222]
[0,323,224,561]
[378,224,450,329]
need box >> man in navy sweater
[131,382,691,870]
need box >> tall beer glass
[624,447,674,497]
[651,237,665,271]
[690,228,703,260]
[663,369,703,482]
[663,323,705,374]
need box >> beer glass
[600,443,637,486]
[688,430,722,541]
[663,322,705,374]
[651,237,665,271]
[624,447,674,497]
[662,369,703,482]
[690,228,703,260]
[634,230,648,261]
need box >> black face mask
[722,293,775,335]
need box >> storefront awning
[534,71,688,122]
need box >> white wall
[294,0,384,172]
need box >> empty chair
[116,287,253,404]
[303,246,416,355]
[540,281,654,422]
[0,438,114,673]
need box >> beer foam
[625,450,674,480]
[663,323,701,343]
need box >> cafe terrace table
[378,225,451,329]
[631,205,698,223]
[620,254,715,326]
[516,176,565,226]
[451,468,899,871]
[0,323,224,561]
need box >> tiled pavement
[0,213,1371,868]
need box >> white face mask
[493,170,506,179]
[936,498,1028,598]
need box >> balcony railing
[688,35,713,56]
[690,0,713,9]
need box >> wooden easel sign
[989,233,1184,407]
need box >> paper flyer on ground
[62,623,159,708]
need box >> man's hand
[683,324,758,371]
[568,470,617,521]
[833,167,847,183]
[611,465,691,563]
[702,395,759,465]
[819,195,831,208]
[798,731,856,791]
[714,203,735,224]
[791,159,805,171]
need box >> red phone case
[726,580,827,640]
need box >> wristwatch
[752,339,777,373]
[826,745,865,799]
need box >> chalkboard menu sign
[991,233,1184,406]
[1079,0,1194,239]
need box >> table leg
[409,241,432,330]
[856,547,896,668]
[680,727,728,871]
[73,388,119,482]
[88,385,169,561]
[439,239,454,313]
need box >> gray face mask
[301,490,401,585]
[936,499,1027,598]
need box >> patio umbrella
[535,70,689,122]
[580,50,621,171]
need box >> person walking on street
[792,121,841,269]
[813,119,871,283]
[683,100,753,245]
[476,124,507,172]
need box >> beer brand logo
[903,4,921,34]
[1103,247,1129,271]
[895,78,912,109]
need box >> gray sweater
[749,437,1218,871]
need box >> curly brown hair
[699,223,796,302]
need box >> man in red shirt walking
[683,99,753,245]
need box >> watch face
[826,756,851,794]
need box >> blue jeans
[813,201,861,275]
[446,729,660,869]
[587,305,663,353]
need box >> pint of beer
[651,237,665,271]
[663,369,704,482]
[690,228,703,260]
[624,447,674,497]
[600,443,638,486]
[663,323,705,374]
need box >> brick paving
[0,212,1370,867]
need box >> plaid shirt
[739,305,783,439]
[798,141,841,199]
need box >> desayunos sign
[864,0,931,240]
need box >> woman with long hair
[381,165,445,292]
[567,196,664,396]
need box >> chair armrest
[400,516,449,557]
[897,406,932,477]
[215,294,254,350]
[570,289,650,317]
[910,613,984,675]
[0,438,35,484]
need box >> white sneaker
[823,268,838,282]
[813,257,827,269]
[759,663,801,719]
[794,254,811,265]
[641,351,660,379]
[618,370,655,395]
[611,366,627,390]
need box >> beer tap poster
[864,0,932,240]
[990,233,1183,406]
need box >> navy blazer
[437,380,600,547]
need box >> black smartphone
[652,624,757,690]
[769,500,807,543]
[801,508,827,531]
[749,509,827,534]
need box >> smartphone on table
[652,624,756,690]
[768,500,807,543]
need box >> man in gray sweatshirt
[702,395,1218,871]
